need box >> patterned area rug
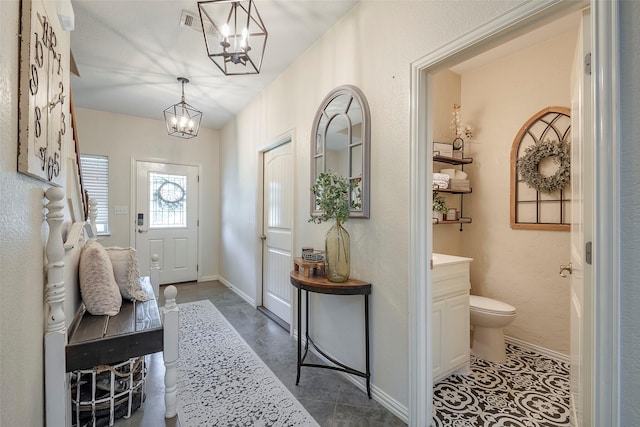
[177,300,320,427]
[433,343,571,426]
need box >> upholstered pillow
[79,240,122,316]
[105,246,150,302]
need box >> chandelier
[198,0,268,75]
[163,77,202,139]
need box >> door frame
[408,1,619,425]
[256,129,296,335]
[129,158,203,282]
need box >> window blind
[79,154,109,235]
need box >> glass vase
[325,220,350,282]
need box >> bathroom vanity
[432,253,472,382]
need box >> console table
[289,261,372,397]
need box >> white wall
[75,108,221,281]
[432,70,463,255]
[217,0,529,413]
[0,1,71,424]
[457,29,577,353]
[620,0,640,424]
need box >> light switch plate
[114,206,128,215]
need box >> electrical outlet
[114,206,128,215]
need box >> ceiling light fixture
[163,77,202,139]
[197,0,268,75]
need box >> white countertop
[432,253,473,266]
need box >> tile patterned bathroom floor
[432,343,571,426]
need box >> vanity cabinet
[432,254,472,382]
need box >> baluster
[45,187,66,332]
[44,187,67,426]
[88,198,98,236]
[162,285,179,418]
[150,254,160,298]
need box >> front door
[261,142,293,326]
[135,161,199,285]
[569,10,592,426]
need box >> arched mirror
[311,85,370,218]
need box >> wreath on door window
[517,139,571,194]
[155,180,186,210]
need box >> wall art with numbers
[18,0,69,186]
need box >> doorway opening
[408,1,620,426]
[429,11,581,424]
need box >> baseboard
[505,336,570,363]
[217,276,256,307]
[291,330,409,423]
[199,274,218,282]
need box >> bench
[44,186,179,426]
[65,276,178,425]
[66,277,163,372]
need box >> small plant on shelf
[433,193,448,214]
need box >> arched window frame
[510,106,571,231]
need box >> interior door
[261,142,293,326]
[135,161,199,285]
[569,9,592,427]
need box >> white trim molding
[591,1,620,425]
[218,275,257,307]
[504,336,570,364]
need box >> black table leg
[305,290,310,351]
[296,286,302,385]
[365,294,371,398]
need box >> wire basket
[302,250,325,263]
[70,356,146,427]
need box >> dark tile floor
[115,280,406,427]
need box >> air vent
[179,10,216,35]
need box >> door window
[149,172,187,228]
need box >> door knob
[138,228,148,234]
[559,263,573,278]
[260,234,266,240]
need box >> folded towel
[433,173,450,182]
[433,180,449,189]
[454,170,467,180]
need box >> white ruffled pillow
[105,247,150,302]
[79,240,122,316]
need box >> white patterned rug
[177,300,320,427]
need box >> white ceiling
[70,0,358,130]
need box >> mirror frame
[310,85,371,219]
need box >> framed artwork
[18,0,69,186]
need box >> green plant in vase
[433,193,448,221]
[310,172,351,282]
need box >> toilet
[469,295,516,363]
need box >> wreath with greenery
[517,139,571,194]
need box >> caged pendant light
[163,77,202,139]
[197,0,268,75]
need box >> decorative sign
[18,0,68,186]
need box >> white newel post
[162,285,179,418]
[44,187,68,426]
[150,253,160,298]
[88,198,98,236]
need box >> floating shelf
[432,217,473,225]
[433,187,472,195]
[433,155,473,165]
